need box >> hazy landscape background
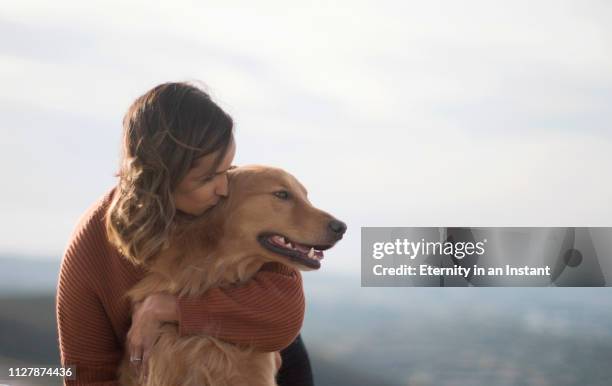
[1,256,611,386]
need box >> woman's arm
[177,262,305,352]
[134,262,305,353]
[56,254,122,385]
[128,262,305,381]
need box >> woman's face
[174,139,236,216]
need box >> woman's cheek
[193,184,215,202]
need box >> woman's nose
[215,174,229,197]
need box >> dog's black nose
[328,220,347,236]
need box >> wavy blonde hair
[105,82,234,266]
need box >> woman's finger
[127,329,143,369]
[139,348,150,384]
[128,334,143,370]
[139,341,152,385]
[140,331,159,384]
[129,348,144,370]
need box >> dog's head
[205,164,347,271]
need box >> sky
[1,0,611,276]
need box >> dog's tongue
[269,235,324,259]
[294,243,310,253]
[293,242,324,259]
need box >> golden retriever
[118,165,347,386]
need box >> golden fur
[117,165,345,386]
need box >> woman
[56,82,314,385]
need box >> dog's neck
[146,201,269,296]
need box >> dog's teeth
[280,237,292,248]
[308,248,315,258]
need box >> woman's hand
[127,293,179,383]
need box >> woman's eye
[274,190,290,200]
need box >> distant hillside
[2,257,612,385]
[0,256,60,294]
[310,354,399,386]
[0,294,396,386]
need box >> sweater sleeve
[176,262,305,352]
[57,234,122,385]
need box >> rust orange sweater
[56,188,305,385]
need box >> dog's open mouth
[258,233,331,269]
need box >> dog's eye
[274,190,290,200]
